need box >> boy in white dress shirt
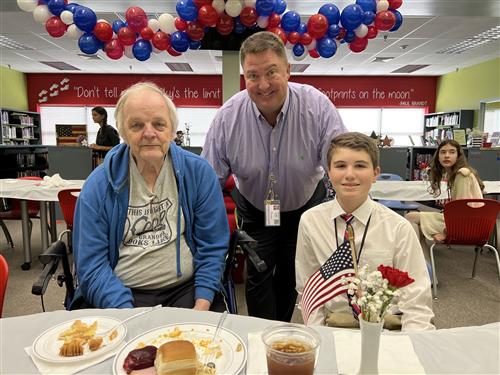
[295,132,434,331]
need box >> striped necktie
[340,213,354,242]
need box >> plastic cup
[261,323,320,375]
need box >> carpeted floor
[1,218,499,328]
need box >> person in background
[202,31,347,322]
[174,130,184,146]
[90,106,120,151]
[406,139,484,260]
[296,132,434,331]
[71,82,229,311]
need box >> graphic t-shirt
[114,152,193,289]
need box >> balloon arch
[17,0,403,61]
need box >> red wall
[27,74,436,112]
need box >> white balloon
[306,39,317,51]
[354,24,368,38]
[212,0,226,15]
[257,16,269,29]
[97,19,110,24]
[33,5,51,24]
[17,0,37,12]
[376,0,390,12]
[148,18,160,32]
[60,10,74,25]
[158,13,176,34]
[225,1,242,18]
[244,0,256,7]
[66,24,83,39]
[124,45,134,59]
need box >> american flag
[56,124,87,146]
[299,240,356,325]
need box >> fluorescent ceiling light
[0,35,33,50]
[437,25,500,54]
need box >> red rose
[377,265,415,288]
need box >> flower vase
[358,318,383,375]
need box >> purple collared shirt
[202,82,346,212]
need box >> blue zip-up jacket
[71,143,229,308]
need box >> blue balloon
[280,11,300,32]
[317,37,337,58]
[297,22,307,34]
[319,4,340,25]
[47,0,65,16]
[73,6,97,33]
[327,24,340,38]
[389,9,403,32]
[176,0,198,22]
[274,0,287,15]
[292,43,305,57]
[189,40,201,50]
[362,11,375,25]
[133,40,152,61]
[234,18,246,34]
[171,31,189,52]
[255,0,276,17]
[355,0,376,13]
[78,33,99,54]
[340,4,364,31]
[343,31,356,43]
[65,3,79,14]
[37,0,48,4]
[112,20,126,34]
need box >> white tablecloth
[0,307,498,374]
[0,179,85,202]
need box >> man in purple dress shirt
[202,31,347,322]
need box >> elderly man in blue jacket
[71,82,229,311]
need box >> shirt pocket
[360,249,393,270]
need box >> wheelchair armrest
[234,230,267,273]
[32,258,59,296]
[38,240,67,265]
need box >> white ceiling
[0,0,499,76]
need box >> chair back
[377,173,403,181]
[444,199,500,246]
[58,189,80,230]
[0,254,8,317]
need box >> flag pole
[347,226,358,275]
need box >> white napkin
[24,342,126,375]
[247,332,268,375]
[333,330,425,374]
[40,173,69,187]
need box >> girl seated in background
[406,139,484,259]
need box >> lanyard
[334,214,372,263]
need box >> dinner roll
[154,340,197,375]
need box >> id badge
[265,199,280,227]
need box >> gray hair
[114,81,178,137]
[240,31,288,66]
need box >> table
[370,180,500,201]
[0,178,85,269]
[0,307,498,374]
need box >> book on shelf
[453,129,466,145]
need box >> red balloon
[349,37,368,52]
[288,31,300,44]
[308,49,320,58]
[105,39,124,60]
[336,27,346,41]
[175,17,187,31]
[94,21,113,42]
[45,16,67,38]
[198,5,218,27]
[388,0,403,10]
[307,14,328,40]
[375,11,396,31]
[300,32,313,46]
[366,25,378,39]
[239,7,258,27]
[140,27,154,40]
[167,46,182,56]
[268,27,287,45]
[267,13,281,28]
[216,13,234,36]
[194,0,212,8]
[186,21,205,41]
[117,26,136,46]
[152,31,170,50]
[125,6,147,32]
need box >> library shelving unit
[423,110,474,145]
[1,108,41,146]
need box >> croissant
[59,340,84,357]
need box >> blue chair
[376,173,419,214]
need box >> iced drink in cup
[262,323,320,375]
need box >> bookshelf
[423,110,473,145]
[0,108,41,145]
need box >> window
[338,107,426,146]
